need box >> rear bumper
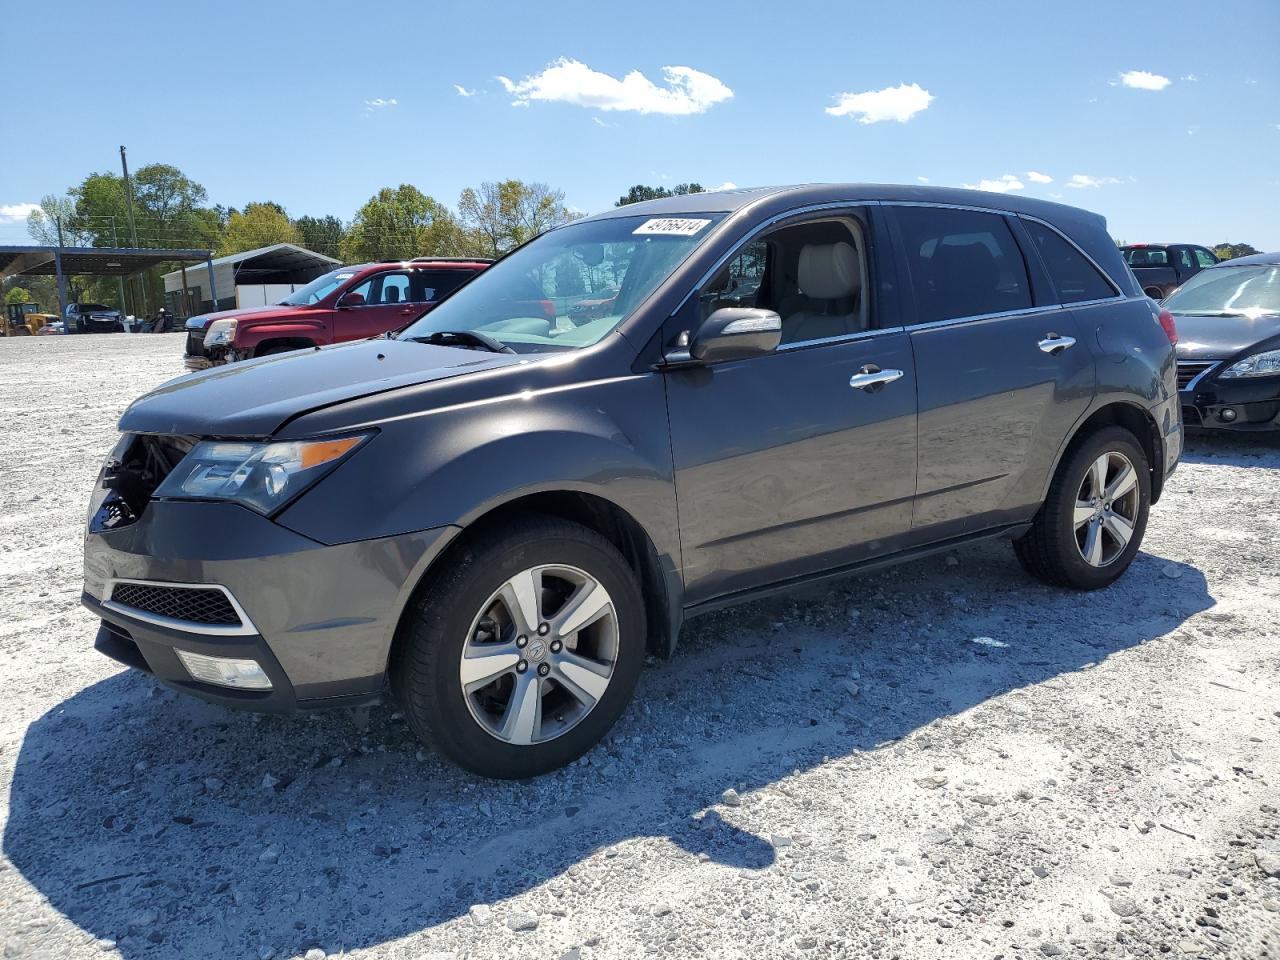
[83,499,460,711]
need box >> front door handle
[1038,333,1077,355]
[849,364,904,392]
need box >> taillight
[1157,308,1178,345]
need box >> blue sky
[2,0,1278,247]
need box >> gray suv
[83,185,1182,778]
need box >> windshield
[1163,265,1280,317]
[398,214,725,352]
[279,268,357,306]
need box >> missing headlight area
[93,434,195,530]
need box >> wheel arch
[387,489,683,680]
[1047,401,1166,504]
[253,336,317,357]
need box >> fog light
[1219,408,1238,422]
[174,650,272,690]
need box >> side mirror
[339,292,365,308]
[688,307,781,363]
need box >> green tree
[220,202,302,254]
[4,286,32,305]
[1212,242,1259,262]
[26,195,94,247]
[615,183,704,207]
[341,185,466,262]
[457,180,578,258]
[293,215,347,257]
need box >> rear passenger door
[885,205,1095,539]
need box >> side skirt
[681,522,1032,621]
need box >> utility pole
[120,145,148,314]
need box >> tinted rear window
[1023,220,1116,303]
[893,207,1032,324]
[1122,247,1168,266]
[419,270,476,301]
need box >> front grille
[1177,360,1217,390]
[110,583,241,626]
[185,330,207,357]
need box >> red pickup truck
[183,258,493,370]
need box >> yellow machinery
[3,303,57,336]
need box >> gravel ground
[1,334,1277,960]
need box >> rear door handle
[849,365,904,392]
[1038,333,1076,355]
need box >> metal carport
[0,245,213,332]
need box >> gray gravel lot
[1,334,1277,959]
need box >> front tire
[1014,426,1151,590]
[392,514,646,779]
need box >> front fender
[274,372,681,575]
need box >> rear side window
[892,207,1031,324]
[416,269,474,302]
[1021,219,1116,303]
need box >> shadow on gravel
[5,547,1213,958]
[1181,428,1280,467]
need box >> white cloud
[826,82,933,124]
[1026,171,1053,184]
[1119,70,1171,91]
[964,174,1024,194]
[709,181,738,191]
[0,202,39,223]
[917,176,930,183]
[1065,174,1123,189]
[452,84,477,98]
[497,58,732,115]
[363,98,398,115]
[1182,73,1199,82]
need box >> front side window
[1162,265,1280,317]
[1194,248,1218,269]
[893,207,1031,324]
[1022,219,1116,304]
[373,272,411,304]
[700,217,870,345]
[399,214,725,353]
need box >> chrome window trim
[905,304,1066,333]
[776,325,907,352]
[102,578,259,638]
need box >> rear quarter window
[1023,220,1117,303]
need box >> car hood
[1173,311,1280,360]
[185,305,300,330]
[119,337,528,437]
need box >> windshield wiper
[402,330,516,354]
[1177,311,1249,318]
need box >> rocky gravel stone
[0,335,1277,959]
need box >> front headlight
[204,318,238,347]
[154,434,370,514]
[1219,348,1280,378]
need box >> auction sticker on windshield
[633,218,712,237]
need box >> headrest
[798,242,861,299]
[385,287,401,303]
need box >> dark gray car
[1166,252,1280,431]
[83,185,1182,778]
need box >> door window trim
[681,202,897,352]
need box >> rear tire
[1014,426,1151,590]
[392,514,645,779]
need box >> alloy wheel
[459,564,619,745]
[1073,451,1141,567]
